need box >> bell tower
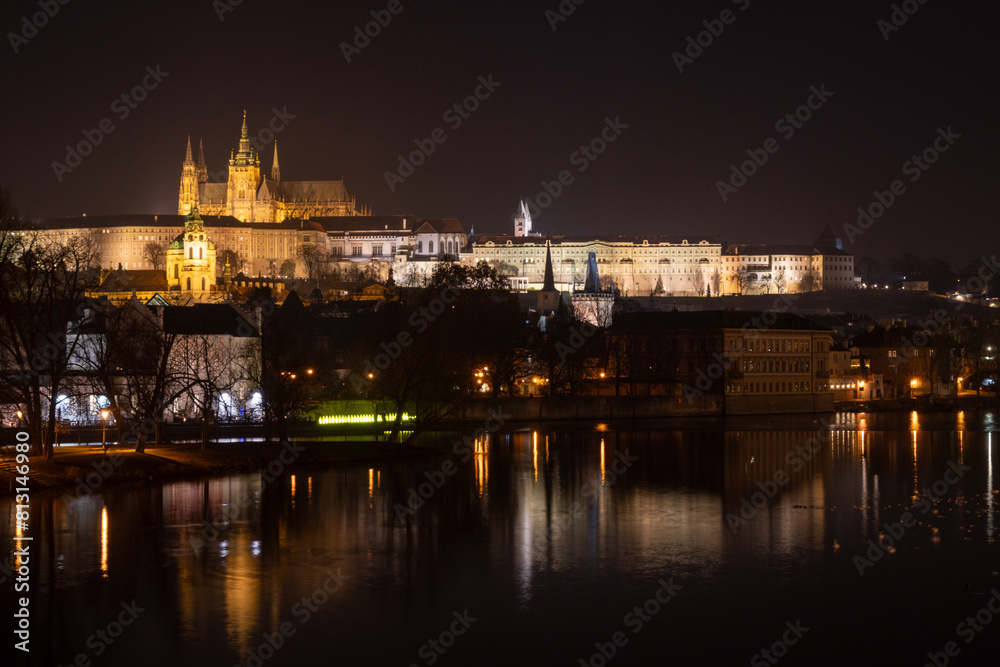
[226,111,261,222]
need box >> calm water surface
[4,411,1000,666]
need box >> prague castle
[178,112,367,222]
[32,113,855,298]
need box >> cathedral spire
[196,138,207,182]
[271,140,280,182]
[235,109,253,163]
[184,135,194,163]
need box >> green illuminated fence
[318,413,414,426]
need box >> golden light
[367,373,374,379]
[600,438,606,486]
[483,366,488,371]
[100,505,109,579]
[599,371,606,378]
[16,410,22,420]
[910,379,919,388]
[307,369,314,375]
[290,373,296,380]
[101,410,109,420]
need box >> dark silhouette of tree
[0,194,101,461]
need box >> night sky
[1,0,997,264]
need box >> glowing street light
[101,409,110,453]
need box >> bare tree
[143,241,165,270]
[773,267,788,294]
[0,219,101,461]
[733,267,751,295]
[174,333,237,450]
[298,243,323,281]
[75,300,185,452]
[801,266,819,293]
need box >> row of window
[738,339,813,353]
[744,359,811,373]
[728,381,823,393]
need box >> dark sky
[2,0,997,265]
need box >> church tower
[177,136,199,215]
[226,111,261,222]
[165,208,217,297]
[514,199,532,237]
[537,241,560,313]
[271,140,281,183]
[196,138,208,184]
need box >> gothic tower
[226,111,261,222]
[177,136,199,215]
[271,140,281,183]
[196,138,208,184]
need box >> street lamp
[101,410,109,453]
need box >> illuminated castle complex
[178,112,367,222]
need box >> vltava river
[3,411,999,666]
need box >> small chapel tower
[166,208,217,297]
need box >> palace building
[469,204,855,296]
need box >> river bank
[0,440,427,498]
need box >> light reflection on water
[4,411,1000,666]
